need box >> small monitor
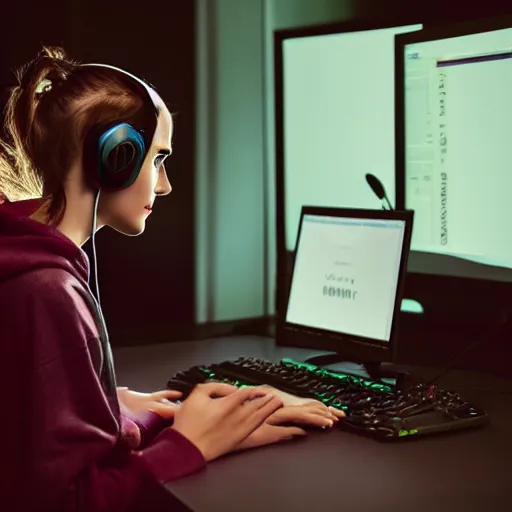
[278,207,414,364]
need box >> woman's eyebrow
[155,148,172,156]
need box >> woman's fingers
[303,401,345,415]
[146,390,183,418]
[329,406,346,418]
[302,403,339,422]
[151,389,183,402]
[268,404,342,428]
[239,394,284,430]
[148,402,179,419]
[300,402,345,421]
[296,403,341,421]
[196,382,239,398]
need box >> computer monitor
[395,15,512,283]
[277,207,413,371]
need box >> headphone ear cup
[96,123,147,190]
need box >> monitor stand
[303,353,411,385]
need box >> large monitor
[278,207,413,368]
[395,15,512,283]
[275,21,422,256]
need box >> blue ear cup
[96,122,147,190]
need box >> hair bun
[37,46,68,63]
[18,45,76,95]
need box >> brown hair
[0,46,158,224]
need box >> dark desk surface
[114,336,512,512]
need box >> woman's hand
[259,385,346,417]
[172,382,283,462]
[235,400,344,451]
[117,387,182,420]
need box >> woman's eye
[154,156,165,168]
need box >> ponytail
[0,46,76,204]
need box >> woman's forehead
[152,108,173,150]
[145,86,173,148]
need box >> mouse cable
[427,308,510,386]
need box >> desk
[114,336,512,512]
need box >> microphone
[365,173,394,210]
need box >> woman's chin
[111,219,146,237]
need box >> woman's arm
[3,270,205,512]
[29,338,205,512]
[60,422,205,512]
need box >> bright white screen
[283,24,422,250]
[404,27,512,281]
[286,215,406,342]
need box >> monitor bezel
[276,206,414,364]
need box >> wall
[195,0,355,323]
[272,0,355,29]
[195,0,266,324]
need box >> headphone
[81,64,159,191]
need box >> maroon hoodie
[0,199,205,511]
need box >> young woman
[0,47,342,511]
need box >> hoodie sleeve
[7,270,205,512]
[119,406,173,450]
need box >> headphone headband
[81,63,159,117]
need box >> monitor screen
[398,20,512,282]
[280,23,422,252]
[285,209,410,345]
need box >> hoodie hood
[0,198,89,286]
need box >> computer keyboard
[167,357,489,441]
